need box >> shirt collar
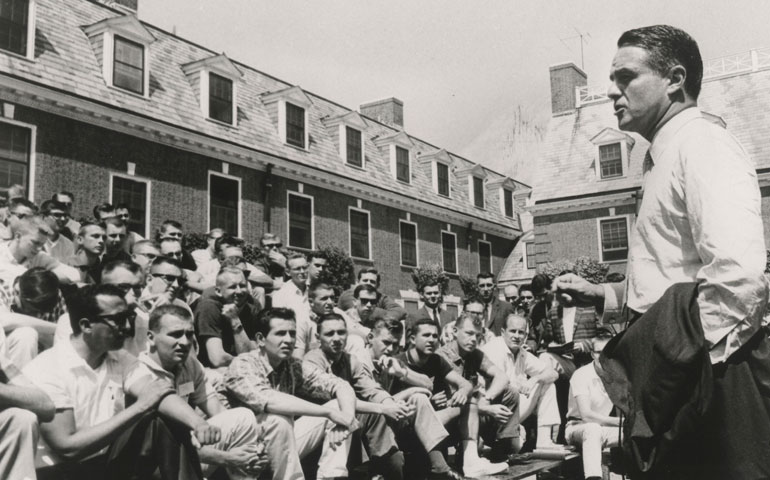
[137,352,176,381]
[57,336,119,371]
[440,340,463,364]
[649,107,701,162]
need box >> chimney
[98,0,138,13]
[549,63,587,115]
[360,97,404,129]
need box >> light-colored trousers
[0,407,38,480]
[257,400,352,480]
[565,422,619,478]
[519,381,560,427]
[204,407,262,480]
[7,327,38,368]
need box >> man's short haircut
[216,266,245,286]
[462,295,485,308]
[308,250,327,262]
[12,215,52,238]
[606,272,626,283]
[93,202,114,219]
[476,272,495,283]
[132,239,158,254]
[518,283,533,295]
[286,252,306,264]
[420,279,440,293]
[101,259,142,278]
[308,281,334,300]
[207,228,225,239]
[102,217,126,229]
[530,273,552,295]
[150,255,183,271]
[78,221,104,237]
[316,312,346,333]
[41,200,68,214]
[504,313,529,331]
[371,315,404,339]
[617,25,703,99]
[52,191,75,203]
[353,283,377,299]
[149,303,192,332]
[409,317,438,337]
[159,237,181,248]
[454,312,482,330]
[214,234,242,254]
[68,284,125,334]
[260,232,280,246]
[8,197,38,213]
[114,203,130,212]
[357,267,380,284]
[220,256,247,269]
[255,307,296,337]
[17,267,59,313]
[159,219,183,232]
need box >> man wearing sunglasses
[141,257,192,317]
[160,238,206,299]
[25,284,204,479]
[40,200,75,263]
[52,191,80,240]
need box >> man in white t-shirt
[565,334,619,480]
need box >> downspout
[263,164,273,233]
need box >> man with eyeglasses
[343,284,380,340]
[0,198,37,241]
[338,267,404,315]
[160,238,206,298]
[272,252,312,353]
[25,284,205,479]
[141,257,192,316]
[477,273,515,336]
[40,200,75,263]
[131,240,160,278]
[157,220,198,272]
[254,233,286,288]
[51,192,80,241]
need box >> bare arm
[1,313,56,348]
[0,381,55,421]
[575,394,620,427]
[204,338,234,368]
[480,355,509,401]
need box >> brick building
[0,0,524,308]
[528,53,770,274]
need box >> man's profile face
[150,314,195,370]
[477,277,495,302]
[369,329,400,360]
[411,323,438,356]
[421,285,441,309]
[317,318,347,357]
[359,272,378,288]
[17,231,46,259]
[454,318,481,354]
[608,46,672,137]
[308,257,327,282]
[310,287,335,316]
[79,225,105,255]
[356,290,377,319]
[261,318,296,364]
[160,241,184,262]
[503,316,528,354]
[287,257,308,287]
[88,294,133,351]
[105,224,127,253]
[217,272,249,307]
[132,245,159,274]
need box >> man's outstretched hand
[551,273,606,308]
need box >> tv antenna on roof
[560,28,591,70]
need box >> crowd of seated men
[0,188,619,480]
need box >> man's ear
[667,65,687,97]
[254,332,265,347]
[79,317,93,333]
[146,329,156,348]
[214,286,222,298]
[366,332,374,345]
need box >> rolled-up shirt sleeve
[297,362,350,401]
[224,353,276,414]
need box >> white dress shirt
[622,107,768,363]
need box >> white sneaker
[463,457,509,478]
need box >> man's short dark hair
[419,279,440,293]
[114,203,130,212]
[308,250,327,262]
[617,25,703,99]
[371,315,404,339]
[40,200,68,214]
[462,295,485,308]
[150,256,183,271]
[101,259,142,278]
[606,272,626,283]
[519,284,533,295]
[531,273,552,295]
[52,191,75,203]
[316,312,346,334]
[93,202,114,220]
[255,307,296,337]
[160,220,183,232]
[68,284,125,334]
[8,197,38,213]
[357,267,380,284]
[308,282,334,301]
[476,272,495,283]
[149,304,191,332]
[353,283,377,299]
[102,217,126,229]
[17,267,59,314]
[214,234,242,255]
[409,317,438,338]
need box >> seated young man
[437,314,519,462]
[565,333,619,480]
[224,307,360,480]
[302,282,366,361]
[304,313,407,479]
[128,304,268,480]
[482,314,562,450]
[24,284,204,480]
[394,317,508,478]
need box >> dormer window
[487,176,516,218]
[456,164,488,209]
[437,163,450,197]
[84,15,155,98]
[373,131,414,183]
[323,111,367,168]
[590,127,635,180]
[0,0,34,58]
[503,188,514,217]
[346,126,363,167]
[113,36,144,95]
[262,86,312,150]
[182,54,242,126]
[472,176,485,208]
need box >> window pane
[437,163,450,197]
[112,176,147,236]
[113,37,144,95]
[400,222,417,267]
[601,218,628,261]
[286,103,305,148]
[442,232,457,274]
[504,189,514,218]
[599,143,623,179]
[479,242,491,274]
[209,73,233,124]
[210,175,239,234]
[525,242,536,269]
[0,0,28,56]
[396,146,410,183]
[346,126,362,167]
[0,122,29,195]
[288,194,312,249]
[473,176,484,208]
[349,209,370,259]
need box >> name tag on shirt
[178,381,194,398]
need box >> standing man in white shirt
[553,25,770,479]
[272,252,312,359]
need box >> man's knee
[0,407,38,432]
[410,393,431,407]
[581,422,603,441]
[257,412,293,439]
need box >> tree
[316,245,355,296]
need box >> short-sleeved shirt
[391,350,453,394]
[195,296,259,367]
[126,352,215,408]
[566,362,613,421]
[23,338,139,465]
[0,241,60,286]
[482,336,550,389]
[436,340,484,395]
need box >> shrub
[411,263,450,295]
[459,275,479,298]
[316,245,355,296]
[538,256,608,284]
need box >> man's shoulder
[302,348,328,366]
[571,362,597,385]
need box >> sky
[139,1,770,180]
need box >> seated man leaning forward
[24,284,204,480]
[224,307,360,480]
[482,313,562,450]
[304,313,407,479]
[437,314,520,462]
[565,333,619,480]
[128,304,268,480]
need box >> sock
[536,425,556,447]
[462,439,480,465]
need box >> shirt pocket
[106,376,125,413]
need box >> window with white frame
[503,188,514,218]
[349,207,370,259]
[399,220,418,267]
[437,162,450,197]
[395,146,410,183]
[0,0,33,57]
[0,121,30,196]
[599,217,629,262]
[599,142,623,179]
[113,36,145,95]
[209,72,234,124]
[288,192,313,249]
[525,242,536,269]
[209,173,240,235]
[472,176,485,208]
[478,240,492,274]
[286,103,306,149]
[345,126,363,168]
[442,231,457,274]
[111,174,149,238]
